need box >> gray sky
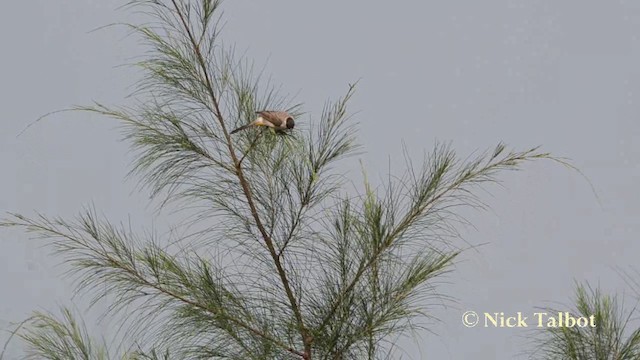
[2,1,640,358]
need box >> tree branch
[317,148,549,333]
[3,215,306,359]
[168,1,310,357]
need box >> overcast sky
[2,1,640,358]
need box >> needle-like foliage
[17,308,110,360]
[2,1,558,359]
[530,282,640,360]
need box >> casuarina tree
[2,1,560,359]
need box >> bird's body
[231,111,295,134]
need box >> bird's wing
[256,111,288,127]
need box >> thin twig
[238,130,265,165]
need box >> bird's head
[286,117,295,129]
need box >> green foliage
[531,283,640,360]
[2,1,556,358]
[13,308,110,360]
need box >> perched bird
[230,111,295,134]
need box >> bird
[230,111,295,135]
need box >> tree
[530,282,640,360]
[2,1,555,358]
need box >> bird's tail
[230,123,253,134]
